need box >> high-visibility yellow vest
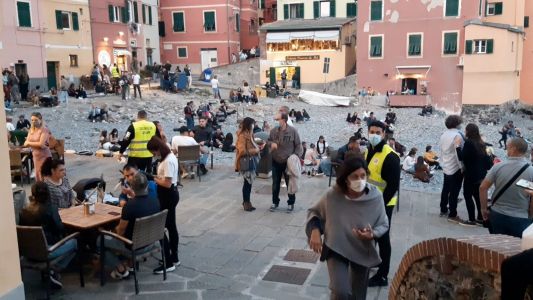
[111,66,120,78]
[364,144,398,206]
[129,120,156,158]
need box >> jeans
[463,180,482,221]
[59,90,68,104]
[490,210,532,238]
[319,159,333,176]
[99,236,130,268]
[375,205,393,278]
[199,153,208,166]
[272,160,295,205]
[187,75,192,88]
[326,254,369,300]
[121,85,129,100]
[212,88,220,99]
[185,116,194,130]
[127,157,152,173]
[133,84,141,99]
[242,178,252,203]
[158,185,179,263]
[501,248,533,300]
[48,239,77,270]
[440,170,463,217]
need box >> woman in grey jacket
[307,156,389,300]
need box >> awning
[395,65,431,77]
[290,31,315,40]
[313,30,340,41]
[114,49,132,56]
[266,32,291,43]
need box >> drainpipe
[36,0,46,90]
[227,0,231,63]
[89,0,96,66]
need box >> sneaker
[287,205,294,213]
[153,263,175,274]
[447,216,463,224]
[173,259,181,267]
[439,212,448,218]
[459,220,477,227]
[269,204,279,212]
[110,269,130,279]
[475,219,484,226]
[368,274,388,287]
[181,172,189,179]
[281,182,287,188]
[49,271,63,289]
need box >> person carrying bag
[235,117,260,212]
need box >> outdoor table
[59,203,122,230]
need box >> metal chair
[99,209,168,294]
[16,226,84,300]
[10,149,30,185]
[328,149,340,187]
[177,145,202,182]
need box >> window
[133,1,139,23]
[443,32,458,55]
[347,3,357,18]
[445,0,459,17]
[173,12,185,32]
[408,34,422,57]
[525,16,530,28]
[478,0,484,16]
[486,2,503,16]
[259,0,265,9]
[61,12,71,30]
[204,11,216,32]
[148,5,152,25]
[370,1,383,21]
[69,55,78,67]
[177,47,187,58]
[474,40,487,53]
[369,35,383,58]
[142,4,146,24]
[284,3,304,19]
[465,39,494,54]
[109,5,121,23]
[320,1,330,17]
[235,13,240,32]
[55,11,79,31]
[17,1,32,27]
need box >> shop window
[178,47,187,58]
[445,0,459,17]
[284,3,304,19]
[465,39,493,54]
[267,38,339,52]
[236,13,240,32]
[204,11,216,31]
[408,34,422,57]
[17,1,32,28]
[486,2,503,16]
[443,32,458,55]
[173,12,185,32]
[69,55,78,67]
[369,35,383,58]
[347,3,357,18]
[370,1,383,21]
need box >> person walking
[120,72,130,100]
[59,75,69,104]
[132,72,142,99]
[184,101,195,130]
[24,112,52,182]
[281,69,287,89]
[147,136,180,273]
[119,110,159,173]
[455,123,492,226]
[110,63,120,94]
[211,75,221,99]
[480,137,533,238]
[184,64,192,88]
[364,121,400,287]
[439,115,464,223]
[8,69,21,104]
[498,124,509,149]
[235,117,261,212]
[268,112,303,212]
[307,156,389,299]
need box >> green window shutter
[133,1,138,23]
[486,39,494,53]
[260,0,265,9]
[445,0,459,17]
[370,1,383,21]
[313,1,319,19]
[148,6,152,25]
[408,35,421,56]
[525,16,530,28]
[236,13,240,32]
[370,36,382,57]
[173,12,184,32]
[330,0,336,17]
[17,1,32,27]
[72,12,79,31]
[55,10,63,29]
[299,3,304,18]
[443,32,458,54]
[269,67,276,85]
[204,11,215,31]
[495,2,503,15]
[121,6,127,23]
[347,3,357,18]
[178,48,187,58]
[465,40,473,54]
[283,4,289,19]
[108,5,114,22]
[142,4,146,24]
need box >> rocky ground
[8,86,533,193]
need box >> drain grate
[262,265,311,285]
[284,249,320,263]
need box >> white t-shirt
[304,149,317,165]
[402,156,416,171]
[439,128,463,175]
[211,78,219,89]
[158,154,179,185]
[132,74,141,85]
[171,135,198,154]
[6,122,15,132]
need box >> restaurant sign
[286,55,320,61]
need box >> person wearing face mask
[307,156,389,299]
[24,112,52,182]
[364,120,400,288]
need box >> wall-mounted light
[119,31,124,36]
[103,37,109,42]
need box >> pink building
[159,0,259,74]
[357,0,479,112]
[259,0,278,24]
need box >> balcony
[389,94,430,107]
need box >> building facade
[276,0,358,20]
[259,0,278,24]
[520,0,533,104]
[159,0,259,74]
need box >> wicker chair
[177,145,202,182]
[16,226,84,300]
[10,149,30,185]
[99,209,168,294]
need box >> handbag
[239,137,258,172]
[483,163,530,232]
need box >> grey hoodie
[306,184,389,267]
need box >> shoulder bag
[239,136,258,172]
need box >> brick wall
[389,235,524,300]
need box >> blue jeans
[99,236,131,268]
[272,160,295,205]
[48,239,77,270]
[319,159,333,176]
[59,91,68,104]
[490,210,532,238]
[212,88,220,99]
[199,153,208,166]
[186,116,194,130]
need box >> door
[402,78,418,95]
[200,49,218,71]
[46,62,58,90]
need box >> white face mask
[349,179,366,193]
[368,134,382,147]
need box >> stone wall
[300,74,357,97]
[462,100,533,125]
[390,235,529,300]
[210,58,261,88]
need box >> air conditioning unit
[458,55,464,66]
[129,22,141,34]
[130,39,137,47]
[343,36,352,45]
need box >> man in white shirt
[132,72,142,99]
[171,126,209,167]
[211,75,220,99]
[439,115,464,222]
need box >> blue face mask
[368,134,382,147]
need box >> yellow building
[42,0,93,89]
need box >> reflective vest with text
[364,144,398,206]
[129,120,156,158]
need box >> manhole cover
[262,265,311,285]
[284,249,319,263]
[254,185,287,195]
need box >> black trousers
[440,170,463,217]
[127,157,152,173]
[463,180,482,221]
[242,178,252,203]
[157,185,179,263]
[272,160,295,205]
[133,84,141,98]
[375,205,393,278]
[501,248,533,300]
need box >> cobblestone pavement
[22,156,486,299]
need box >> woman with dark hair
[306,156,389,299]
[41,158,74,208]
[24,112,52,182]
[222,133,236,152]
[316,135,328,158]
[99,130,109,149]
[455,123,492,226]
[235,117,261,211]
[413,156,432,183]
[110,128,119,144]
[146,136,180,273]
